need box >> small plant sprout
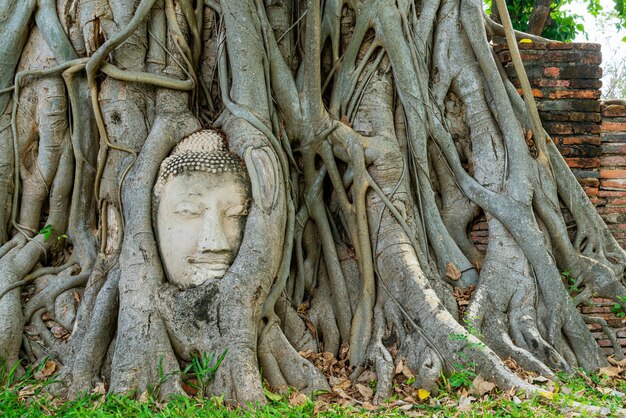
[611,295,626,318]
[38,224,68,241]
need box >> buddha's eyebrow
[175,191,202,198]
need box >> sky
[563,0,625,96]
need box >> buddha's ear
[244,146,280,213]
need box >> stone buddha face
[154,131,250,289]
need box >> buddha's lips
[187,256,231,270]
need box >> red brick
[565,157,599,168]
[548,90,601,99]
[545,51,578,62]
[581,306,610,313]
[599,190,626,197]
[576,43,601,50]
[603,105,626,117]
[603,121,626,132]
[547,42,574,50]
[520,52,545,61]
[558,135,600,145]
[601,179,626,189]
[594,298,618,304]
[601,156,626,167]
[538,79,570,87]
[584,187,599,196]
[589,197,606,205]
[544,67,560,77]
[600,169,626,178]
[582,54,602,65]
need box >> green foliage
[561,270,579,295]
[3,366,626,417]
[188,349,228,397]
[38,224,67,241]
[441,363,478,390]
[610,295,626,318]
[154,350,227,398]
[485,0,626,42]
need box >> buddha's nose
[197,210,230,253]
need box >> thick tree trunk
[0,0,623,404]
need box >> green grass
[1,368,625,417]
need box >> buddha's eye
[173,202,202,217]
[225,204,249,218]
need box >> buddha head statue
[153,130,250,289]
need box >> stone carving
[153,130,250,289]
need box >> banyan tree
[0,0,625,404]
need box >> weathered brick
[573,123,602,134]
[603,121,626,132]
[570,79,603,89]
[558,135,601,145]
[565,157,599,168]
[578,178,600,188]
[545,50,580,62]
[538,79,571,88]
[560,65,602,79]
[584,187,599,196]
[601,180,626,191]
[602,133,626,143]
[589,197,606,205]
[570,112,602,122]
[602,105,626,117]
[582,306,611,313]
[599,189,626,197]
[582,53,602,65]
[601,143,626,154]
[547,42,574,49]
[545,122,573,134]
[538,100,601,112]
[540,111,572,121]
[571,169,600,178]
[548,89,601,99]
[576,43,601,50]
[601,156,626,167]
[557,144,600,158]
[520,52,545,61]
[600,169,626,179]
[543,67,560,77]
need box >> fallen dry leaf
[446,263,462,281]
[289,392,307,406]
[356,383,373,400]
[458,395,475,412]
[34,360,58,380]
[362,401,377,411]
[139,391,150,403]
[599,366,621,378]
[471,376,496,396]
[608,357,626,368]
[395,359,404,375]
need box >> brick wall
[600,103,626,250]
[470,42,626,354]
